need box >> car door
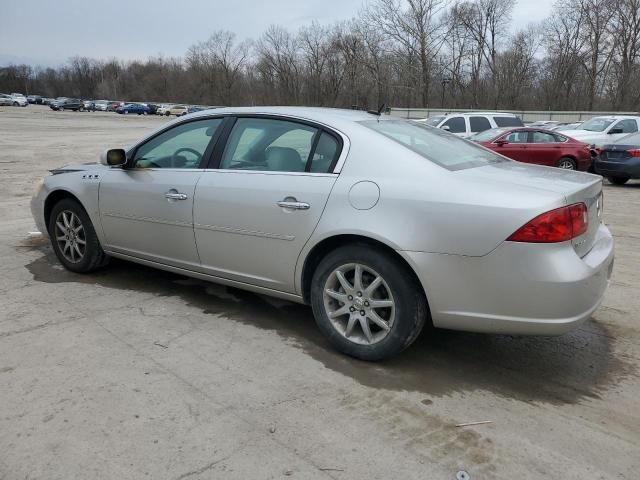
[99,117,225,268]
[193,116,341,293]
[495,130,530,162]
[440,116,467,137]
[607,119,639,142]
[526,130,562,166]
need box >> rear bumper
[595,158,640,178]
[401,223,614,335]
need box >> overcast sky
[1,0,555,67]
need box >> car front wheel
[48,198,109,273]
[608,176,630,185]
[310,244,428,361]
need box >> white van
[417,112,523,137]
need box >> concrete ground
[0,105,638,480]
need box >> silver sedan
[31,107,614,360]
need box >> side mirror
[100,148,127,167]
[441,125,451,131]
[608,128,623,134]
[495,139,509,146]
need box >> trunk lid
[458,161,603,257]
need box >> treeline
[1,0,640,111]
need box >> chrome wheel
[54,210,86,263]
[323,263,395,345]
[558,158,576,169]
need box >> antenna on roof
[367,103,387,116]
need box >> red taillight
[627,149,640,157]
[507,203,588,243]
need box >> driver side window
[133,118,223,169]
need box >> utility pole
[441,77,451,109]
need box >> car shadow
[24,243,634,406]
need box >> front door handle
[165,192,188,201]
[277,197,310,210]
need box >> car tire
[558,157,577,170]
[48,198,109,273]
[608,176,630,185]
[79,106,84,112]
[310,243,428,361]
[12,102,18,106]
[165,111,170,116]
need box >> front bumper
[402,223,614,335]
[595,158,640,178]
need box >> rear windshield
[360,120,508,171]
[468,128,511,142]
[493,116,523,127]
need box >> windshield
[422,116,445,127]
[580,118,615,132]
[468,128,511,142]
[360,120,508,171]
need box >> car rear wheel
[558,157,577,170]
[165,111,171,116]
[78,106,84,112]
[12,102,18,106]
[608,176,630,185]
[48,198,109,273]
[310,244,428,361]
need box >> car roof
[188,106,378,125]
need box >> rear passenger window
[494,116,523,127]
[309,132,339,173]
[469,116,491,133]
[441,117,466,133]
[221,118,316,172]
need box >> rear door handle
[277,198,310,210]
[165,192,188,200]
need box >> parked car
[528,121,560,128]
[108,101,124,112]
[593,131,640,185]
[9,94,28,106]
[116,103,150,115]
[187,105,206,115]
[165,104,188,116]
[83,100,96,111]
[93,100,110,111]
[156,104,173,115]
[417,112,523,137]
[469,127,593,170]
[50,98,85,111]
[27,95,43,104]
[31,107,613,361]
[559,116,640,144]
[0,94,14,106]
[144,103,159,115]
[42,97,55,105]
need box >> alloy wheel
[54,210,86,263]
[323,263,395,345]
[558,159,576,169]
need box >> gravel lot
[0,105,639,480]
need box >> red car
[470,127,593,171]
